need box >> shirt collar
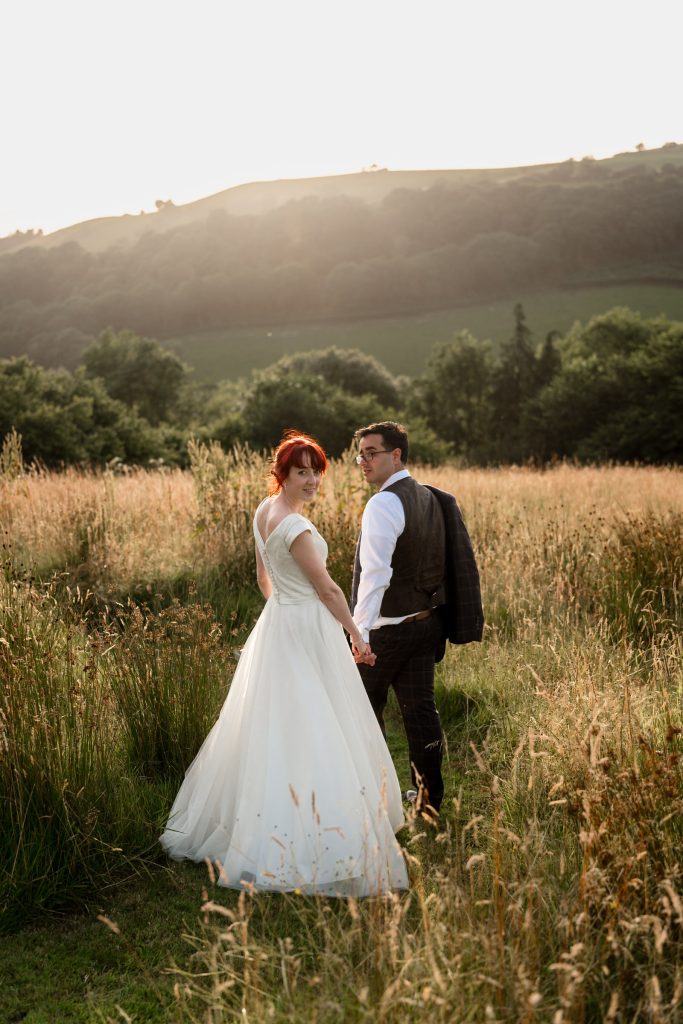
[379,468,411,491]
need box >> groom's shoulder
[362,488,404,528]
[365,488,402,511]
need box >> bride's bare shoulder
[255,497,272,537]
[256,496,291,541]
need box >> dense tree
[196,359,449,463]
[237,371,383,457]
[459,233,543,294]
[2,303,681,468]
[410,331,495,462]
[0,357,162,466]
[238,372,448,463]
[81,329,190,424]
[410,304,683,466]
[526,309,683,463]
[269,347,401,407]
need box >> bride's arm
[290,532,368,654]
[255,545,273,599]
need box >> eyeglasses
[355,449,393,464]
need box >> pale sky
[1,0,680,238]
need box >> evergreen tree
[536,331,562,388]
[490,304,539,461]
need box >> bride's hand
[352,635,376,666]
[351,633,366,657]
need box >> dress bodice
[253,502,328,604]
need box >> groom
[350,420,483,818]
[351,420,448,816]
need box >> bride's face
[285,453,322,503]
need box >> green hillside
[163,283,683,381]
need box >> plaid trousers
[358,613,445,811]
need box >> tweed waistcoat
[352,476,446,617]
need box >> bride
[160,430,409,895]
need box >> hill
[3,144,683,256]
[1,144,682,372]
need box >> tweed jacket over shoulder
[424,484,484,659]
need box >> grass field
[162,284,683,381]
[1,452,682,1021]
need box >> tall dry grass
[1,464,197,589]
[1,451,682,1018]
[3,454,680,622]
[167,614,681,1022]
[0,571,148,928]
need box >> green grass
[162,284,683,381]
[0,865,205,1023]
[0,687,483,1024]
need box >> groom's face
[357,433,401,488]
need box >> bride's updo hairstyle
[268,430,328,495]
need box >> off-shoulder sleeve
[281,515,312,549]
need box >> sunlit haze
[2,0,680,238]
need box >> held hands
[351,635,377,666]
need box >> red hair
[268,430,328,494]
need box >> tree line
[1,306,681,469]
[1,160,682,369]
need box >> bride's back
[253,501,327,604]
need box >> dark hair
[269,430,328,494]
[354,421,409,463]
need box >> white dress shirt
[353,469,426,642]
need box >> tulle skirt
[160,596,408,896]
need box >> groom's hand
[352,641,376,666]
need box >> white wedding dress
[160,503,408,895]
